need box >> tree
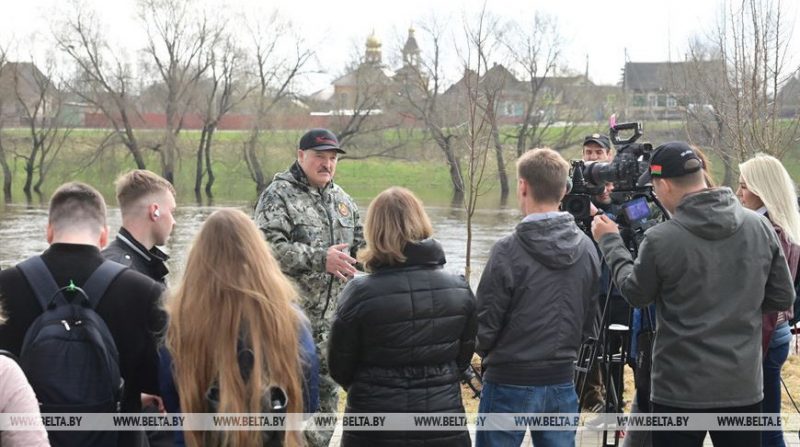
[194,34,251,199]
[56,1,149,169]
[0,47,12,200]
[139,0,220,183]
[502,13,580,156]
[679,0,799,185]
[397,18,466,201]
[241,10,312,194]
[457,7,501,282]
[7,57,72,198]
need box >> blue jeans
[476,380,578,447]
[763,339,790,447]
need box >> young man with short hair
[103,170,176,284]
[476,148,600,447]
[0,182,166,447]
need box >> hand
[141,393,165,414]
[326,243,357,281]
[591,214,619,241]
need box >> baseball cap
[298,129,346,154]
[583,134,611,150]
[641,141,703,183]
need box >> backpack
[204,342,287,447]
[17,256,126,447]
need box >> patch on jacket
[338,202,350,217]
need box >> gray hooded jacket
[477,212,600,386]
[598,187,794,408]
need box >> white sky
[1,0,798,92]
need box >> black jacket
[477,213,600,386]
[102,227,170,284]
[328,239,476,447]
[0,244,166,447]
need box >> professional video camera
[561,116,666,254]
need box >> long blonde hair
[165,208,304,447]
[740,153,800,244]
[358,187,433,272]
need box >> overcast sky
[1,0,798,92]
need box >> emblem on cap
[338,202,350,217]
[592,133,600,138]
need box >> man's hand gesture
[326,243,357,281]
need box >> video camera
[561,116,665,254]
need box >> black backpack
[17,256,126,447]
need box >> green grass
[2,122,800,207]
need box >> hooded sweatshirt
[477,212,600,386]
[598,187,794,408]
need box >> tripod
[575,275,632,447]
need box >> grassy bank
[2,122,800,207]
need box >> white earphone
[153,209,160,218]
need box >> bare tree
[241,11,312,194]
[501,13,570,156]
[0,47,12,200]
[679,0,799,185]
[397,18,465,200]
[8,56,72,198]
[56,1,149,169]
[139,0,221,184]
[194,34,251,199]
[457,7,502,282]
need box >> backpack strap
[82,260,127,309]
[17,256,64,311]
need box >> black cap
[641,141,703,183]
[583,133,611,150]
[298,129,346,154]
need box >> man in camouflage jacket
[254,129,364,447]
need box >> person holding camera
[476,148,600,447]
[592,142,795,447]
[579,134,631,415]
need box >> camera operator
[578,134,631,416]
[591,141,795,447]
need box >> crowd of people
[0,127,797,447]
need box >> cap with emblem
[583,133,611,150]
[298,129,346,154]
[639,141,704,184]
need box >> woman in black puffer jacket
[328,187,477,447]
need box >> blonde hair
[740,153,800,244]
[517,148,570,204]
[115,170,176,215]
[358,187,433,272]
[165,209,304,447]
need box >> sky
[1,0,797,92]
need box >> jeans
[763,339,790,447]
[476,380,578,447]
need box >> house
[0,62,56,127]
[622,61,724,120]
[442,62,614,125]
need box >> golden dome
[366,32,381,48]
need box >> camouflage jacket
[254,162,364,327]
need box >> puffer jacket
[328,239,477,447]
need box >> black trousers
[652,401,762,447]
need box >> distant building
[0,62,56,126]
[442,62,616,125]
[622,61,724,120]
